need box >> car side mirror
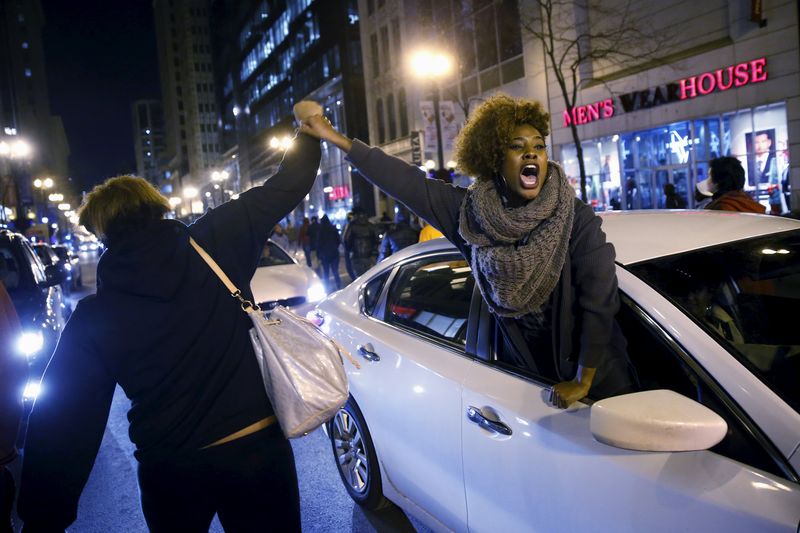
[42,264,65,287]
[590,389,728,452]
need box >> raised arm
[300,115,465,243]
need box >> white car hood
[250,264,317,304]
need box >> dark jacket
[378,222,419,261]
[316,218,341,261]
[343,217,379,259]
[0,281,24,466]
[17,134,321,530]
[346,140,624,382]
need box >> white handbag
[189,237,358,438]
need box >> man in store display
[748,129,784,214]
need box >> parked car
[52,243,82,290]
[32,242,71,296]
[313,211,800,532]
[249,239,326,315]
[0,231,68,384]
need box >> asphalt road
[11,252,429,532]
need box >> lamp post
[410,50,453,170]
[0,138,33,224]
[211,170,229,206]
[33,176,54,221]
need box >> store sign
[563,57,769,128]
[328,185,350,201]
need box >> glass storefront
[560,102,791,213]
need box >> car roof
[599,211,800,264]
[386,211,800,267]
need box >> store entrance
[653,166,690,209]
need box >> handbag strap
[189,237,259,312]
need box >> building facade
[212,0,369,227]
[131,100,166,184]
[0,0,69,226]
[548,0,800,214]
[356,0,548,217]
[153,0,223,215]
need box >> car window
[384,255,474,348]
[628,229,800,415]
[33,246,55,266]
[22,242,46,284]
[257,242,294,267]
[0,244,22,291]
[617,293,788,480]
[361,271,389,317]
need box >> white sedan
[250,240,325,314]
[313,211,800,532]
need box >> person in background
[298,217,313,267]
[283,220,298,252]
[301,94,635,409]
[341,211,357,281]
[663,183,686,209]
[315,215,341,290]
[378,207,419,261]
[0,281,25,533]
[343,206,380,278]
[697,157,766,214]
[308,216,321,273]
[270,223,290,251]
[419,219,444,242]
[17,124,321,531]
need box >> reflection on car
[312,211,800,532]
[51,244,82,290]
[32,242,72,297]
[249,240,326,315]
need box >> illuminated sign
[328,185,350,201]
[562,57,769,128]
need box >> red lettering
[563,109,572,127]
[602,99,614,118]
[751,57,768,82]
[697,72,716,95]
[680,76,697,99]
[734,62,750,86]
[577,106,587,124]
[715,66,734,91]
[587,102,600,122]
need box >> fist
[293,100,323,123]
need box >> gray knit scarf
[458,162,575,318]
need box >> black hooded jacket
[17,134,321,530]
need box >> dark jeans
[320,256,341,290]
[302,244,313,268]
[137,425,299,533]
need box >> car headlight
[307,283,327,302]
[17,331,44,358]
[23,380,42,400]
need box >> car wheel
[328,396,390,510]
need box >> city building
[357,0,547,216]
[211,0,370,227]
[0,0,69,227]
[548,0,800,214]
[153,0,223,216]
[131,100,166,185]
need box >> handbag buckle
[232,289,260,312]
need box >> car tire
[328,396,390,511]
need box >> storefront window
[560,103,790,213]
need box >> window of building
[370,33,380,77]
[367,0,375,15]
[24,68,31,77]
[386,93,397,140]
[376,98,385,144]
[391,18,401,63]
[379,26,390,72]
[398,88,409,136]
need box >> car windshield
[628,229,800,414]
[257,242,294,268]
[33,246,54,266]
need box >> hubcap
[332,409,369,494]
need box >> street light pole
[431,80,444,170]
[410,49,452,172]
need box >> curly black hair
[454,94,550,181]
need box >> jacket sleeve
[346,140,466,243]
[18,303,116,530]
[570,201,619,369]
[190,132,321,292]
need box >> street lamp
[409,49,453,170]
[33,176,54,221]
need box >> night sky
[41,0,161,193]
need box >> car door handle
[357,343,380,362]
[467,406,512,436]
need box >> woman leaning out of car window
[300,94,637,408]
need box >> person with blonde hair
[300,94,635,408]
[17,129,321,530]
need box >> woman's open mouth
[520,164,539,189]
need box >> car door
[460,290,800,532]
[329,252,476,531]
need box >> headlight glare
[307,283,326,302]
[17,331,44,357]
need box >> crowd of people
[0,93,792,532]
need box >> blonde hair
[78,175,170,242]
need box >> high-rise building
[153,0,222,214]
[131,100,166,185]
[0,0,69,225]
[211,0,371,225]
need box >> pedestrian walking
[316,215,341,290]
[0,281,25,533]
[16,128,322,531]
[378,207,420,261]
[697,157,766,213]
[308,216,321,272]
[663,183,686,209]
[300,94,636,409]
[342,206,379,277]
[271,223,290,251]
[298,217,313,267]
[341,211,357,281]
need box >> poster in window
[745,129,777,188]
